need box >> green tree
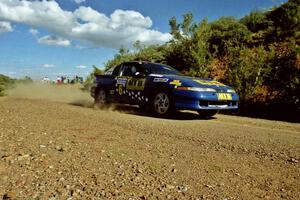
[166,17,212,77]
[227,46,275,103]
[0,74,15,96]
[83,65,103,90]
[189,18,212,77]
[104,47,134,70]
[208,17,251,56]
[267,0,300,38]
[266,41,300,106]
[133,44,167,63]
[181,13,196,36]
[241,10,272,33]
[169,16,181,40]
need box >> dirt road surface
[0,85,299,199]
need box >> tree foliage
[241,10,272,33]
[267,0,300,38]
[208,17,251,56]
[227,46,275,103]
[83,65,103,90]
[0,74,14,96]
[166,15,212,76]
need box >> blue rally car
[91,61,238,117]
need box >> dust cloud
[8,83,93,107]
[7,83,141,113]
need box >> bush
[0,74,15,96]
[227,46,275,103]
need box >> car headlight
[227,89,236,93]
[177,86,216,92]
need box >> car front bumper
[173,90,239,111]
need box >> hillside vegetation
[102,0,300,121]
[0,75,32,96]
[0,74,14,96]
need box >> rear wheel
[94,88,107,108]
[151,90,173,116]
[198,110,218,118]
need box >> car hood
[152,74,233,90]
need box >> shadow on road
[69,102,215,121]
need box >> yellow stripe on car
[194,79,226,86]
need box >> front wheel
[151,90,173,116]
[198,110,218,118]
[94,88,107,108]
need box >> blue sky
[0,0,286,80]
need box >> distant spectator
[57,76,61,84]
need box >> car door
[115,62,147,104]
[115,63,132,103]
[125,63,147,104]
[105,64,121,102]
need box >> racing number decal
[118,84,123,95]
[116,77,127,96]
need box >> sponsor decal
[126,78,146,90]
[153,78,169,83]
[169,80,182,88]
[217,93,232,100]
[116,77,127,86]
[114,77,147,102]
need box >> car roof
[123,61,147,65]
[123,61,169,66]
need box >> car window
[104,67,114,75]
[120,64,133,76]
[135,64,148,75]
[147,63,182,75]
[104,65,121,76]
[112,65,121,76]
[119,63,147,76]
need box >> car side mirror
[133,72,145,78]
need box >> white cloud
[38,35,71,47]
[76,65,87,69]
[0,0,172,48]
[0,21,13,33]
[29,28,38,35]
[42,64,55,68]
[74,0,86,4]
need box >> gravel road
[0,86,299,199]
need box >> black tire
[151,89,173,117]
[94,88,107,108]
[198,110,218,118]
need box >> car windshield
[147,63,182,75]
